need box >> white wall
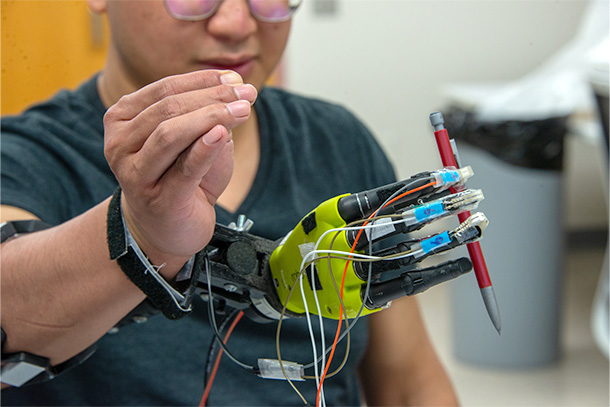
[285,0,587,175]
[284,0,608,229]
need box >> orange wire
[315,180,437,406]
[199,311,245,407]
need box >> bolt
[236,214,247,230]
[224,283,238,292]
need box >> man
[1,0,459,405]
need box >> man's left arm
[358,296,460,406]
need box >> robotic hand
[200,166,488,323]
[1,109,490,390]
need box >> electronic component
[257,359,305,381]
[358,189,484,248]
[409,212,488,260]
[336,167,473,223]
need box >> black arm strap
[106,186,203,320]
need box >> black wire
[203,307,241,384]
[204,254,256,373]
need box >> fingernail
[220,71,242,85]
[233,84,257,102]
[227,100,251,118]
[202,125,224,145]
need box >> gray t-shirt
[1,75,396,406]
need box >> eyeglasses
[164,0,302,23]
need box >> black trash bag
[444,106,569,171]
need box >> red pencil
[430,112,501,334]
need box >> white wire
[298,273,320,401]
[312,217,408,252]
[297,221,394,407]
[297,235,356,407]
[304,248,381,261]
[310,262,327,407]
[298,249,331,407]
[304,243,422,265]
[299,265,327,407]
[295,180,435,404]
[303,186,417,404]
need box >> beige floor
[419,240,609,407]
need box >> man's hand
[104,70,257,271]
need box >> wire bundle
[276,179,438,406]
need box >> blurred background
[2,0,608,405]
[290,2,609,405]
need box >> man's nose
[206,0,257,41]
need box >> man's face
[102,0,292,90]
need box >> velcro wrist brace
[106,187,202,319]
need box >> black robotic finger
[363,257,473,309]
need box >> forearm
[358,297,459,406]
[0,199,148,366]
[359,350,459,407]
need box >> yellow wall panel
[1,0,108,114]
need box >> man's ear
[87,0,107,14]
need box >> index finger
[109,70,243,120]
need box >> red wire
[315,180,437,406]
[199,311,245,407]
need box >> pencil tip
[480,286,502,334]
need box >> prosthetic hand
[201,166,488,322]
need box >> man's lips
[199,57,255,77]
